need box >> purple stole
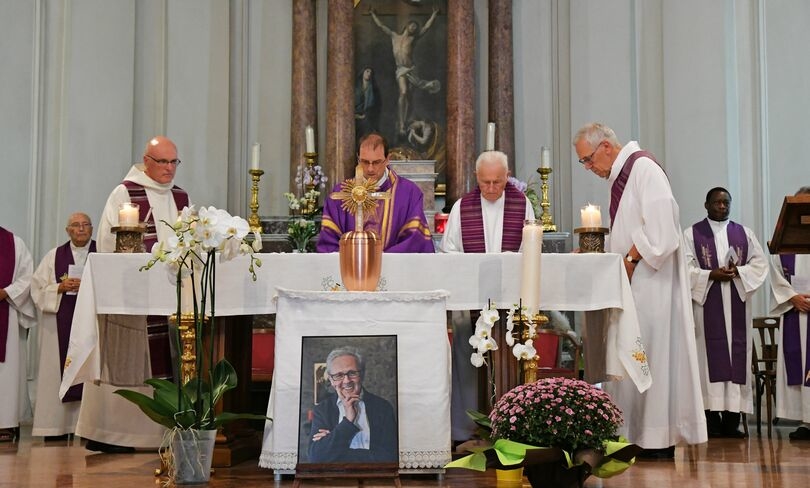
[780,254,810,387]
[0,227,14,362]
[122,180,188,380]
[122,180,189,251]
[459,183,527,253]
[54,241,96,401]
[609,150,658,228]
[692,219,748,384]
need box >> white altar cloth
[61,252,650,398]
[259,288,451,470]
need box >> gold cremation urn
[339,230,383,291]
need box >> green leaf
[210,359,238,404]
[113,389,177,429]
[213,411,271,429]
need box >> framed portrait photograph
[297,335,399,465]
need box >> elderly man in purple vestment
[0,226,35,443]
[684,187,768,438]
[317,132,434,253]
[574,122,707,459]
[439,150,534,445]
[30,213,97,441]
[76,136,190,453]
[769,186,810,441]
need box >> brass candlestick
[111,224,146,253]
[519,311,549,384]
[303,151,318,215]
[574,227,609,253]
[248,169,265,233]
[536,167,557,232]
[169,313,198,385]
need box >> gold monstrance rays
[330,166,391,230]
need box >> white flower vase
[170,429,217,484]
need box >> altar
[61,252,650,472]
[62,252,649,396]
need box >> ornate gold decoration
[574,227,609,253]
[518,312,549,384]
[329,166,391,230]
[248,169,265,234]
[302,152,319,215]
[111,225,146,253]
[169,313,202,385]
[537,166,557,232]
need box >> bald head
[142,136,179,184]
[66,212,93,247]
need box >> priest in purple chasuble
[438,150,534,443]
[75,136,189,452]
[769,186,810,441]
[683,187,767,438]
[574,122,707,456]
[30,213,97,439]
[317,132,434,253]
[440,150,534,253]
[0,226,36,442]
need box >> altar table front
[61,253,649,400]
[259,288,451,472]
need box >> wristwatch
[625,254,642,265]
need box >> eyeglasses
[578,141,604,165]
[146,154,182,166]
[68,223,92,229]
[358,158,386,168]
[328,370,361,382]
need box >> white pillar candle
[541,147,551,168]
[305,125,315,153]
[520,220,543,315]
[580,204,602,228]
[118,202,139,226]
[486,122,496,151]
[251,142,260,170]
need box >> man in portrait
[307,346,398,463]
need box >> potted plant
[447,377,640,488]
[114,206,269,484]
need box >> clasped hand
[58,278,81,294]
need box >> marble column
[290,0,318,191]
[326,0,354,186]
[446,0,476,208]
[488,0,515,173]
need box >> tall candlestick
[580,204,602,228]
[541,147,551,168]
[305,125,315,153]
[520,220,543,315]
[251,142,260,170]
[118,202,139,226]
[486,122,496,151]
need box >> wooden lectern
[768,194,810,254]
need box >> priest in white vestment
[440,150,534,443]
[684,188,767,437]
[0,227,36,442]
[574,122,707,457]
[75,136,189,452]
[30,213,96,439]
[769,186,810,441]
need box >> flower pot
[523,462,589,488]
[170,429,217,484]
[495,467,524,485]
[338,230,383,291]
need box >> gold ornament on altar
[332,167,390,291]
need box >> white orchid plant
[117,206,266,434]
[469,303,538,369]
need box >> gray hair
[326,346,365,375]
[66,212,92,227]
[796,186,810,196]
[573,122,622,149]
[475,150,509,172]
